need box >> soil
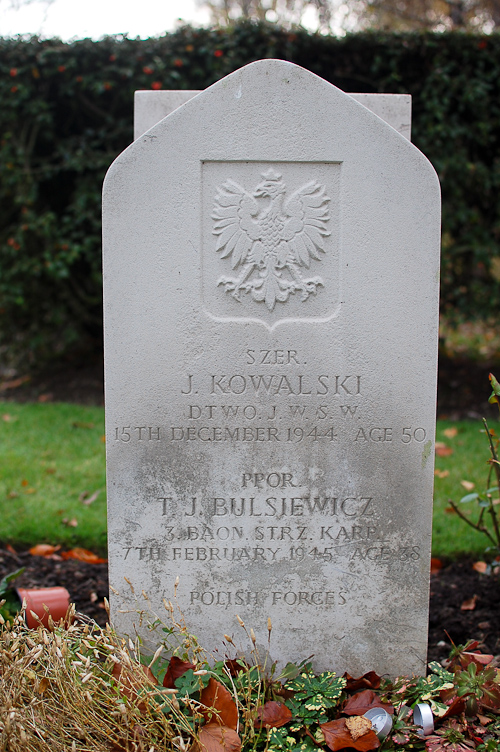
[0,352,105,407]
[437,356,500,421]
[1,546,499,666]
[2,352,500,665]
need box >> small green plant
[449,373,500,555]
[390,661,455,715]
[0,566,24,622]
[455,662,499,716]
[284,667,346,725]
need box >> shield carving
[201,161,340,330]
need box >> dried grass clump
[0,605,193,752]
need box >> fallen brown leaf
[60,548,107,564]
[477,714,493,725]
[79,489,101,505]
[461,595,478,611]
[321,718,379,751]
[224,659,248,676]
[62,517,78,527]
[443,427,458,438]
[343,689,394,716]
[473,561,489,574]
[431,558,443,574]
[37,677,50,694]
[255,701,292,728]
[200,678,238,730]
[163,656,195,688]
[434,469,450,478]
[460,480,475,491]
[195,724,241,752]
[2,413,16,422]
[0,375,30,391]
[478,621,491,629]
[29,544,61,557]
[436,442,453,457]
[343,671,381,691]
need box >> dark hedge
[1,25,499,366]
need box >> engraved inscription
[122,543,420,566]
[111,351,430,449]
[122,487,423,576]
[113,423,430,445]
[213,169,330,311]
[188,590,348,609]
[246,349,301,365]
[179,369,362,397]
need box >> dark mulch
[437,356,500,421]
[428,559,500,663]
[0,547,109,626]
[1,546,499,666]
[0,352,104,406]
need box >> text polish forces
[188,590,348,608]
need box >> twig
[483,418,500,547]
[448,500,496,547]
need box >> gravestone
[133,90,412,141]
[103,59,440,677]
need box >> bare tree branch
[199,0,500,31]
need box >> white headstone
[134,90,412,141]
[103,60,440,677]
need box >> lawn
[0,402,106,553]
[0,401,497,559]
[433,420,498,558]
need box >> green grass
[0,402,106,553]
[0,402,498,560]
[433,419,500,559]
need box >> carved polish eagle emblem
[212,169,331,312]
